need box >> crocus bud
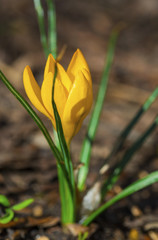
[23,49,93,144]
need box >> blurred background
[0,0,158,238]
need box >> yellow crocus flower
[23,49,93,144]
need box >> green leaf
[52,101,72,173]
[52,64,76,224]
[0,208,14,224]
[12,198,34,211]
[82,171,158,226]
[78,232,89,240]
[34,0,57,58]
[77,29,118,191]
[52,65,73,178]
[0,195,10,207]
[33,0,49,57]
[46,0,57,57]
[101,115,158,197]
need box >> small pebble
[113,185,122,194]
[131,205,142,217]
[36,236,50,240]
[128,229,139,240]
[138,170,148,179]
[33,205,43,217]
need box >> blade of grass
[33,0,49,57]
[52,64,76,223]
[57,164,75,224]
[46,0,57,58]
[77,29,118,191]
[0,195,10,207]
[0,209,14,224]
[12,199,34,211]
[52,65,72,175]
[82,171,158,226]
[101,115,158,198]
[57,164,67,223]
[103,87,158,165]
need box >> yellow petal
[44,54,56,79]
[41,72,54,121]
[67,49,90,82]
[57,63,72,92]
[23,66,52,120]
[54,74,68,118]
[41,71,68,124]
[82,68,92,88]
[74,74,93,136]
[62,70,93,141]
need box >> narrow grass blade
[57,164,67,223]
[57,164,76,224]
[12,199,34,211]
[101,115,158,197]
[52,65,76,223]
[0,195,10,207]
[78,232,89,240]
[77,30,118,191]
[0,209,14,224]
[0,70,62,162]
[46,0,57,58]
[82,171,158,226]
[104,87,158,165]
[33,0,49,57]
[52,65,72,175]
[53,100,73,176]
